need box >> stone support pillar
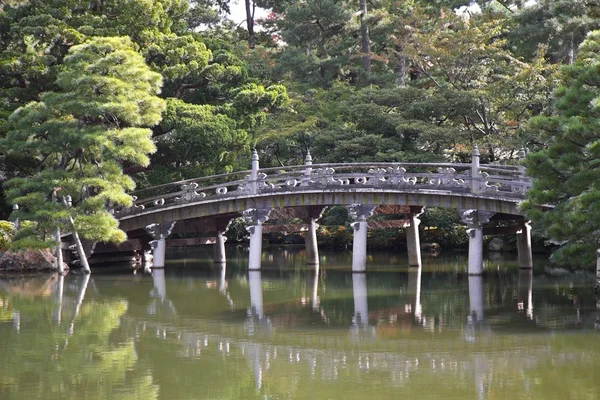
[305,218,320,266]
[145,222,176,269]
[460,210,494,275]
[468,275,484,322]
[348,204,376,272]
[213,231,227,264]
[406,206,424,267]
[352,272,368,327]
[303,205,325,267]
[516,221,533,269]
[468,226,484,275]
[243,208,271,270]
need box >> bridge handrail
[116,148,531,218]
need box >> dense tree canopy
[522,30,600,268]
[0,0,598,265]
[0,36,165,245]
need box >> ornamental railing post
[301,151,312,187]
[250,149,259,195]
[471,145,480,194]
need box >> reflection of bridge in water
[117,267,587,394]
[84,147,539,275]
[2,266,598,397]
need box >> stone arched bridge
[105,148,534,274]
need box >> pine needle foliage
[0,36,166,246]
[522,31,600,268]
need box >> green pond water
[0,246,599,400]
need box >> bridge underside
[118,189,523,232]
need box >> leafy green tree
[522,30,600,268]
[0,37,165,245]
[405,11,556,160]
[509,0,600,64]
[0,0,288,199]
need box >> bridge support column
[304,206,325,266]
[243,208,271,270]
[460,210,494,275]
[516,221,533,269]
[468,226,484,275]
[406,206,424,267]
[305,218,320,266]
[213,217,232,265]
[213,231,227,264]
[348,204,376,272]
[145,222,176,269]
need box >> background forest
[0,0,599,267]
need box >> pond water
[0,247,599,400]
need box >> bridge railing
[115,147,531,217]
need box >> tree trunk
[245,0,255,48]
[359,0,371,72]
[567,31,575,65]
[394,45,407,87]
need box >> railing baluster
[250,149,259,195]
[471,145,480,194]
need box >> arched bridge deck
[116,157,531,232]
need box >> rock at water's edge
[0,249,68,272]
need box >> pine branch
[175,77,209,99]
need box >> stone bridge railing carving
[115,146,531,218]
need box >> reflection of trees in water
[2,267,598,400]
[121,315,600,399]
[0,274,158,400]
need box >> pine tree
[522,30,600,268]
[0,36,165,246]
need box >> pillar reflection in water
[53,274,64,325]
[219,265,234,309]
[243,343,263,390]
[311,268,320,311]
[517,269,533,319]
[407,267,422,323]
[248,270,264,319]
[69,273,90,335]
[152,268,167,303]
[352,273,368,327]
[468,275,484,323]
[148,268,177,315]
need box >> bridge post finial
[304,151,313,182]
[305,150,312,165]
[250,149,259,195]
[471,145,480,194]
